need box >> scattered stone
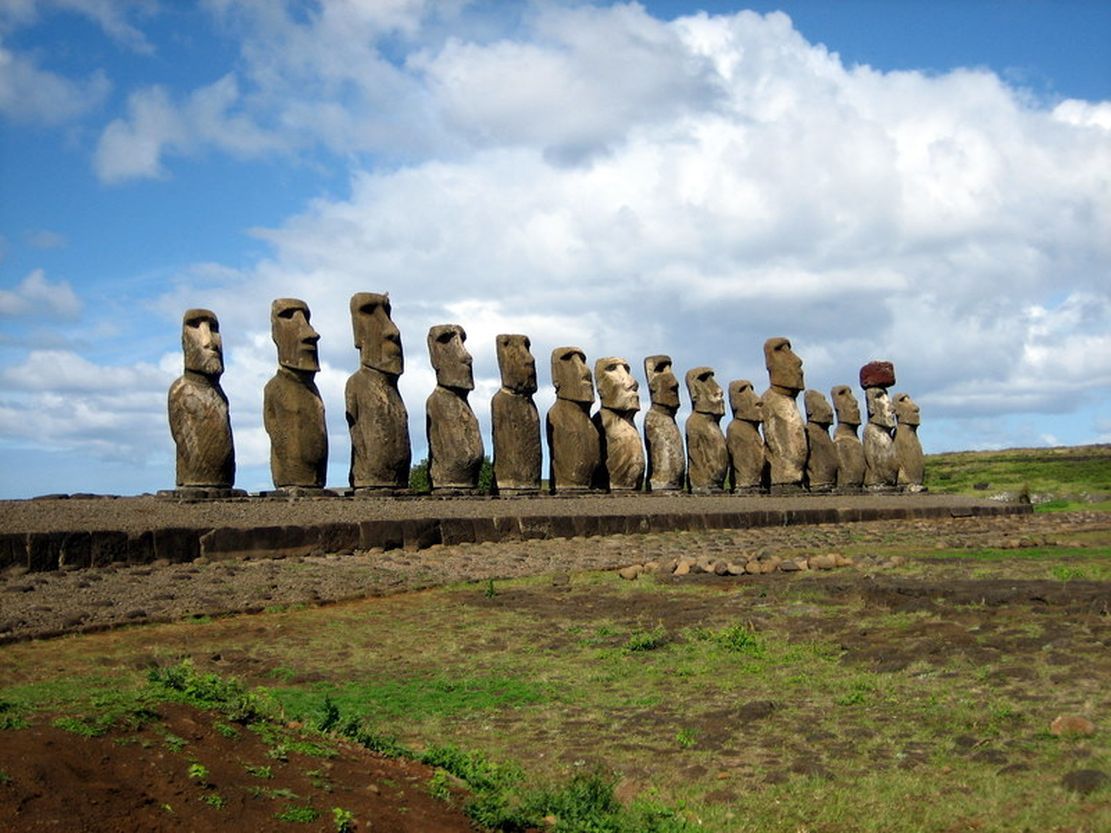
[744,560,761,575]
[713,561,730,576]
[726,563,745,576]
[673,561,691,577]
[617,565,642,581]
[1050,715,1096,737]
[737,700,776,721]
[811,554,837,570]
[779,560,801,572]
[1061,769,1109,796]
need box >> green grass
[926,444,1111,510]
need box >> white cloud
[0,269,81,319]
[0,43,110,123]
[25,229,67,249]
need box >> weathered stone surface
[546,347,601,493]
[859,360,896,389]
[491,334,541,494]
[685,367,728,493]
[863,383,899,490]
[346,293,410,491]
[894,392,926,491]
[593,357,645,492]
[426,325,483,491]
[727,379,766,493]
[831,385,866,492]
[264,299,327,489]
[643,355,685,492]
[804,389,838,493]
[762,338,807,490]
[618,565,642,580]
[168,309,235,489]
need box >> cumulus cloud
[0,269,81,319]
[0,43,110,124]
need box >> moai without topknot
[894,392,926,492]
[830,385,866,493]
[491,334,542,495]
[726,380,766,494]
[643,355,685,492]
[761,337,807,494]
[804,389,838,493]
[167,308,239,496]
[860,361,899,491]
[685,367,729,494]
[546,346,601,493]
[425,324,484,493]
[593,357,645,492]
[264,298,328,492]
[346,292,411,493]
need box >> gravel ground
[2,509,1104,644]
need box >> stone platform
[0,492,1030,572]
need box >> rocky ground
[1,509,1104,644]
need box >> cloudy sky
[1,0,1109,498]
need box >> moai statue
[685,367,729,494]
[593,357,645,492]
[726,380,765,494]
[546,346,601,493]
[860,361,899,491]
[263,298,328,492]
[642,355,685,492]
[804,389,838,493]
[491,334,541,495]
[426,324,484,492]
[894,392,926,492]
[830,385,866,493]
[345,292,410,493]
[761,337,807,494]
[167,308,238,496]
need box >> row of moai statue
[168,296,925,497]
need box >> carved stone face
[271,298,320,373]
[831,385,862,426]
[865,387,896,429]
[496,334,537,395]
[728,379,762,422]
[686,366,725,416]
[894,392,920,426]
[551,347,594,404]
[182,308,223,377]
[804,389,834,426]
[644,355,680,410]
[351,292,403,375]
[428,324,474,391]
[595,357,640,412]
[764,336,804,392]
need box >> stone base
[352,486,411,497]
[690,486,726,495]
[863,484,900,495]
[495,487,542,497]
[732,485,765,496]
[769,484,806,496]
[429,487,482,497]
[808,484,836,495]
[259,487,339,498]
[158,488,247,500]
[646,485,685,494]
[903,484,929,494]
[835,486,864,495]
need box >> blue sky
[1,0,1109,498]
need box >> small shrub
[245,764,273,779]
[675,728,698,749]
[332,807,356,833]
[624,625,668,653]
[202,793,225,809]
[276,805,319,823]
[187,763,209,782]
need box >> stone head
[644,355,680,411]
[351,292,403,375]
[686,367,725,417]
[182,308,223,377]
[830,385,862,427]
[894,392,920,427]
[271,298,320,373]
[496,334,537,395]
[728,379,762,422]
[427,324,474,391]
[551,346,594,404]
[804,389,834,426]
[595,357,640,413]
[865,386,896,429]
[764,337,804,392]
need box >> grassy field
[1,446,1109,832]
[926,443,1111,511]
